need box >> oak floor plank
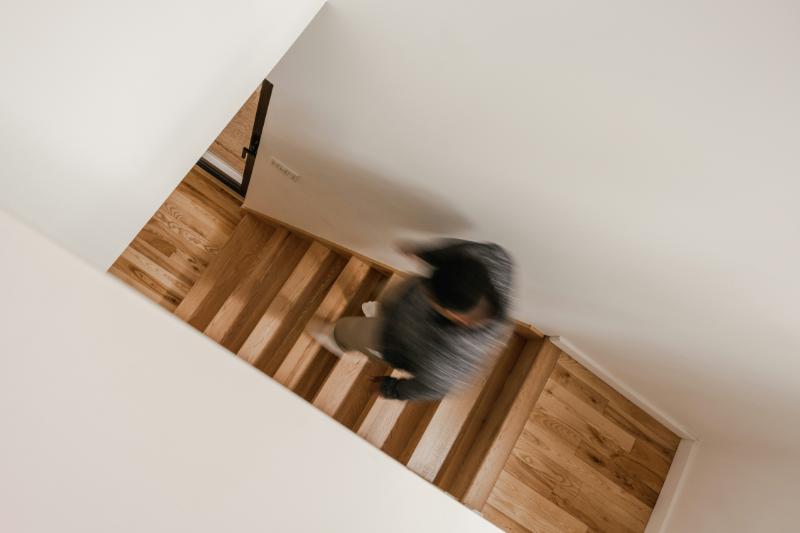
[130,228,203,288]
[574,441,660,509]
[506,442,582,499]
[603,404,678,462]
[537,389,629,458]
[550,364,610,414]
[626,438,672,480]
[481,504,532,533]
[557,354,680,455]
[488,471,588,533]
[545,380,636,453]
[109,255,184,311]
[182,167,243,221]
[525,416,652,524]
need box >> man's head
[426,256,494,326]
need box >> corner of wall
[549,336,695,440]
[643,438,699,533]
[549,336,700,533]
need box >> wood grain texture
[356,368,414,449]
[312,273,409,428]
[406,331,512,483]
[460,339,560,509]
[436,334,527,493]
[203,227,291,346]
[485,353,679,532]
[174,214,275,330]
[237,242,336,369]
[273,257,373,390]
[406,378,485,481]
[112,167,680,533]
[481,504,532,533]
[207,84,261,175]
[109,166,243,311]
[488,470,588,533]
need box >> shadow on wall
[248,139,472,257]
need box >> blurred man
[312,239,513,401]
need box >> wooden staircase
[110,168,681,532]
[173,212,559,512]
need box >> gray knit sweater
[378,239,513,401]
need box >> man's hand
[370,375,388,395]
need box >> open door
[198,80,273,196]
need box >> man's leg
[332,316,384,360]
[361,275,418,318]
[310,276,418,359]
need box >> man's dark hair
[428,256,493,312]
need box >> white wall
[245,0,800,446]
[664,442,800,532]
[243,2,800,528]
[0,0,324,269]
[0,209,497,533]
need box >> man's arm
[397,238,471,268]
[378,374,448,402]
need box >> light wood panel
[356,368,414,449]
[485,353,680,532]
[406,378,485,481]
[203,227,291,346]
[482,505,532,533]
[436,335,527,493]
[237,242,336,369]
[109,166,243,311]
[312,273,404,427]
[273,257,373,389]
[405,332,515,483]
[460,339,561,509]
[174,214,276,330]
[488,471,588,533]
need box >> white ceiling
[246,0,800,451]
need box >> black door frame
[197,79,273,197]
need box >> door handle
[241,145,257,159]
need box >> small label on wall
[270,157,300,182]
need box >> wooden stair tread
[273,257,373,390]
[312,273,401,428]
[174,214,274,329]
[237,241,339,371]
[405,369,488,482]
[203,226,291,348]
[356,368,413,448]
[459,339,560,509]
